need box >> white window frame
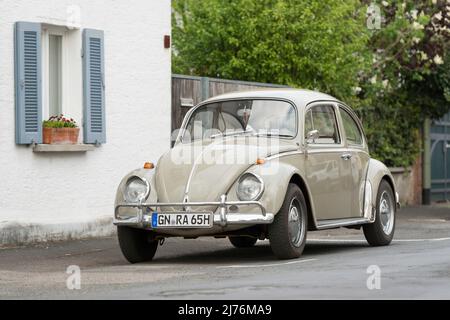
[42,25,68,120]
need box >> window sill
[32,144,95,153]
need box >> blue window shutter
[15,22,42,144]
[83,29,106,144]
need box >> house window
[15,22,106,145]
[48,34,62,117]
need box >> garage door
[431,112,450,202]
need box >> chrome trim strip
[306,148,349,154]
[265,150,303,161]
[183,137,232,201]
[316,218,371,230]
[183,142,209,200]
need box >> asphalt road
[1,206,450,300]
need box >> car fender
[365,158,399,221]
[114,168,158,212]
[227,158,317,225]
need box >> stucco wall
[0,0,171,244]
[389,156,423,206]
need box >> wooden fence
[171,74,287,131]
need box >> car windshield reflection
[181,99,297,143]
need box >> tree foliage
[173,0,371,104]
[359,0,449,166]
[172,0,450,167]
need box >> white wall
[0,0,171,243]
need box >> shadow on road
[148,241,369,265]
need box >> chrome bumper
[396,192,401,209]
[114,194,274,228]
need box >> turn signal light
[144,162,155,169]
[256,158,265,165]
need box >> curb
[0,216,116,246]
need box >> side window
[340,108,363,145]
[305,105,340,144]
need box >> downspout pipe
[422,118,431,205]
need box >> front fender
[226,160,305,217]
[114,168,158,213]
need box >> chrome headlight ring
[236,172,265,201]
[123,176,150,203]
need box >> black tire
[269,183,308,259]
[363,180,396,246]
[117,226,158,263]
[229,236,258,248]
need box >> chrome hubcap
[379,191,394,235]
[288,198,305,247]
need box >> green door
[431,112,450,202]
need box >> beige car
[114,89,399,263]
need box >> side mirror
[306,129,319,144]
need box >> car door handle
[341,153,352,160]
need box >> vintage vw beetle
[114,89,399,263]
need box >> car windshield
[181,99,297,143]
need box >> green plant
[359,0,449,167]
[43,115,78,128]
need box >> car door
[304,103,353,220]
[338,105,370,218]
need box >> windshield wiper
[254,132,293,138]
[210,129,254,139]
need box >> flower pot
[43,127,80,145]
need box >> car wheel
[117,226,158,263]
[363,180,396,246]
[269,183,308,259]
[229,236,258,248]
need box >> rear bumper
[396,192,401,209]
[114,194,274,228]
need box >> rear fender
[365,159,398,222]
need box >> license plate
[151,212,213,228]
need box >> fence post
[201,77,210,101]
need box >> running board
[316,217,371,230]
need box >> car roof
[203,88,340,108]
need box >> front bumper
[114,194,274,228]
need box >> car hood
[155,136,298,206]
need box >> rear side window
[340,107,363,145]
[305,105,340,144]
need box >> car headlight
[124,176,150,203]
[236,173,264,201]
